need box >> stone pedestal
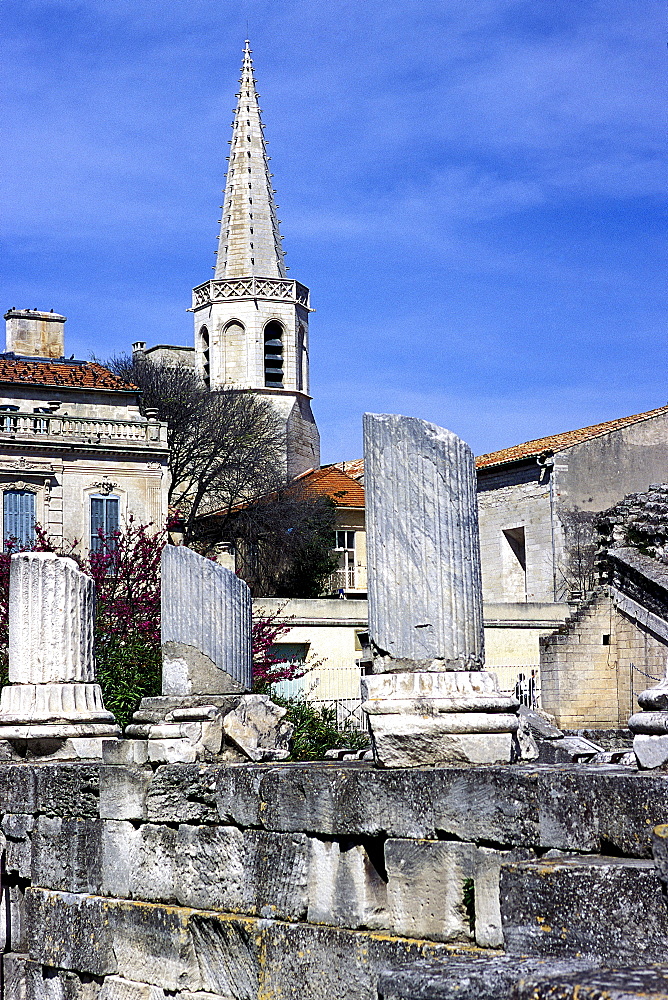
[362,671,518,767]
[361,414,518,767]
[629,676,668,769]
[0,552,119,754]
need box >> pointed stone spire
[215,39,287,279]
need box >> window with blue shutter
[3,490,35,548]
[90,496,120,552]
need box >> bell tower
[191,40,320,479]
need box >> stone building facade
[0,309,169,552]
[476,405,668,604]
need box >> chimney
[4,309,66,359]
[132,341,146,356]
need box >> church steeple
[191,39,320,479]
[215,40,286,280]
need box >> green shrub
[275,696,370,761]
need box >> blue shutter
[4,491,35,548]
[105,497,119,551]
[90,497,105,552]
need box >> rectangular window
[502,526,527,602]
[0,406,19,433]
[268,642,309,664]
[90,496,120,552]
[334,530,355,551]
[3,490,35,548]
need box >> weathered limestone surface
[501,855,668,965]
[6,760,668,1000]
[512,967,668,1000]
[363,413,484,671]
[0,552,118,747]
[161,545,252,695]
[377,958,596,1000]
[222,694,293,761]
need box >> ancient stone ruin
[127,544,292,764]
[362,413,519,767]
[2,435,668,999]
[0,551,119,757]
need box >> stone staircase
[378,851,668,999]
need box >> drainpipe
[537,451,557,601]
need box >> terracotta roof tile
[475,404,668,469]
[332,458,364,482]
[0,355,137,392]
[293,465,365,507]
[331,404,668,479]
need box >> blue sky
[2,0,665,463]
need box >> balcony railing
[0,413,167,448]
[192,277,310,310]
[325,566,367,595]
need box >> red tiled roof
[475,404,668,469]
[330,404,668,479]
[0,356,138,392]
[292,465,365,507]
[332,458,364,482]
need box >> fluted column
[0,552,118,743]
[365,412,484,671]
[362,414,518,767]
[161,545,252,696]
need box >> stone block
[511,966,668,1000]
[35,764,100,818]
[0,763,37,812]
[147,739,197,764]
[146,765,220,824]
[26,888,118,976]
[634,734,668,768]
[216,764,436,838]
[370,717,513,767]
[3,813,34,878]
[376,957,595,1000]
[307,837,388,929]
[240,829,309,919]
[31,816,101,893]
[256,918,467,1000]
[102,740,149,765]
[26,962,102,999]
[3,952,29,1000]
[129,824,178,902]
[102,820,141,898]
[99,765,152,822]
[173,824,244,911]
[100,976,165,1000]
[222,695,292,761]
[385,839,475,942]
[501,855,668,964]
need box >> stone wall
[7,757,668,999]
[540,589,667,728]
[477,468,557,604]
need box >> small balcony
[0,412,168,450]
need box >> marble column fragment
[361,414,518,767]
[0,552,118,740]
[161,545,252,696]
[629,668,668,768]
[364,412,484,672]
